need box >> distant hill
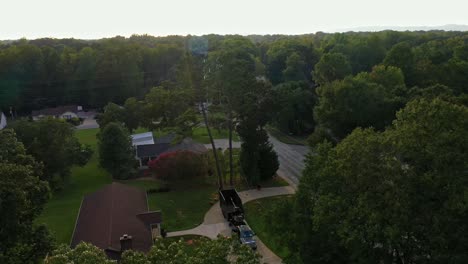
[338,24,468,32]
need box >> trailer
[219,189,244,223]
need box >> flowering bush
[147,151,207,181]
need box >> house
[131,132,155,146]
[32,105,83,120]
[135,135,208,168]
[0,112,6,130]
[71,183,162,260]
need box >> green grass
[266,126,308,146]
[133,126,239,144]
[244,196,292,259]
[38,127,216,244]
[235,175,290,191]
[36,128,112,244]
[191,127,239,144]
[147,182,216,232]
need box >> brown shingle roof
[70,183,161,255]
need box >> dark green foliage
[0,129,53,264]
[96,102,125,128]
[11,118,92,189]
[313,53,352,85]
[279,98,468,263]
[266,37,319,85]
[98,122,136,179]
[257,140,279,181]
[272,81,316,135]
[47,237,260,264]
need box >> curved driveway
[167,186,295,264]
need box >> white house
[32,105,82,121]
[0,112,7,130]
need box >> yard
[36,128,111,244]
[134,126,240,144]
[37,128,217,244]
[244,196,293,259]
[37,127,288,245]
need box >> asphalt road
[205,136,309,188]
[268,134,309,188]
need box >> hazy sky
[2,0,468,39]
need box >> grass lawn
[266,125,308,146]
[235,175,290,191]
[147,182,216,232]
[134,126,239,144]
[36,128,112,244]
[192,126,240,144]
[38,127,217,243]
[37,127,290,245]
[244,196,293,259]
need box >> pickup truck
[232,224,257,250]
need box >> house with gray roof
[135,134,208,168]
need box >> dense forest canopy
[1,30,468,264]
[1,31,467,117]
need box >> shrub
[147,151,207,181]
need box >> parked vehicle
[233,224,257,250]
[219,189,244,222]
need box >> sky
[1,0,468,39]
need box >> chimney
[120,234,133,252]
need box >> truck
[219,189,244,223]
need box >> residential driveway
[167,186,295,263]
[268,134,309,188]
[76,118,99,130]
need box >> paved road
[268,134,308,188]
[204,136,308,188]
[167,186,295,263]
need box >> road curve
[268,134,309,188]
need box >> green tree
[205,36,258,186]
[123,97,142,132]
[0,129,53,264]
[98,122,136,179]
[96,102,126,128]
[285,97,468,263]
[282,52,307,82]
[47,237,260,264]
[45,243,114,264]
[173,109,198,141]
[313,53,352,85]
[272,81,316,135]
[11,118,92,189]
[383,42,415,86]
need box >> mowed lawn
[244,196,293,259]
[191,127,240,144]
[134,126,240,144]
[36,128,112,244]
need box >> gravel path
[167,186,295,263]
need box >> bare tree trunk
[228,111,234,187]
[193,55,223,190]
[201,102,223,190]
